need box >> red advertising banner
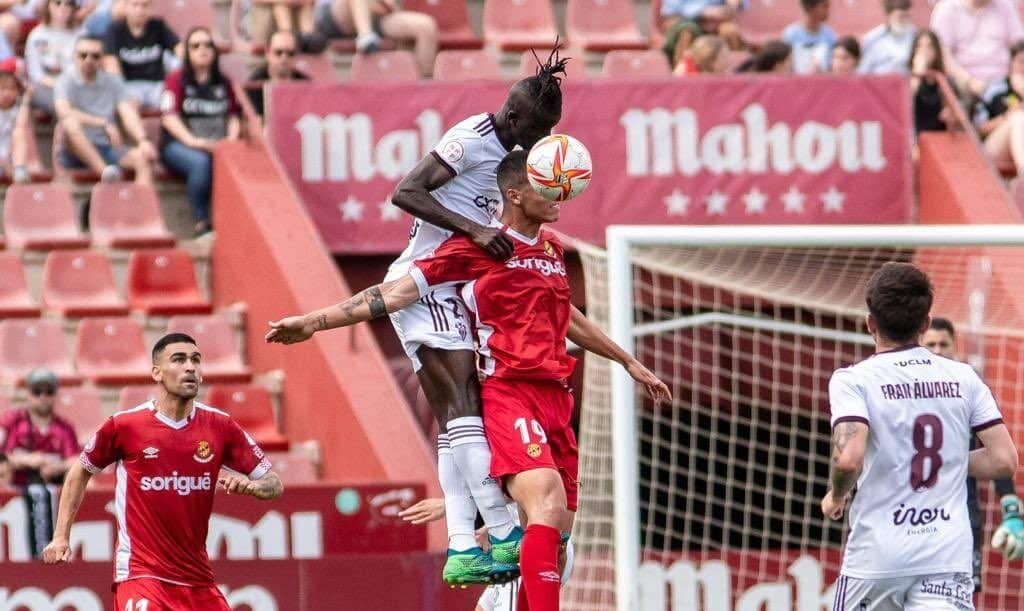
[268,76,913,254]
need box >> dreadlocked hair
[521,39,570,116]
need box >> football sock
[438,434,477,551]
[520,524,562,611]
[447,417,515,539]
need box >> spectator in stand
[673,34,730,75]
[0,0,42,54]
[659,0,743,53]
[975,41,1024,175]
[102,0,180,111]
[782,0,836,74]
[737,40,792,73]
[931,0,1024,98]
[909,29,955,134]
[315,0,438,76]
[244,0,325,54]
[55,34,156,183]
[25,0,81,114]
[0,68,32,182]
[831,36,860,75]
[0,369,79,488]
[160,26,240,235]
[859,0,915,75]
[245,30,308,119]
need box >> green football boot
[488,526,524,567]
[443,547,499,587]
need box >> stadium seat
[0,319,79,386]
[89,183,175,249]
[118,385,159,411]
[293,54,339,82]
[75,317,153,385]
[402,0,483,49]
[601,50,671,77]
[0,252,40,318]
[165,315,251,382]
[350,51,421,81]
[566,0,647,51]
[151,0,226,47]
[218,53,255,85]
[482,0,559,51]
[265,451,318,483]
[649,0,665,48]
[42,251,130,317]
[518,49,589,80]
[55,386,107,445]
[127,249,212,315]
[737,0,804,45]
[433,50,502,80]
[205,385,289,451]
[830,0,887,37]
[910,0,938,29]
[3,184,90,250]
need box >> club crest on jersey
[193,440,214,463]
[543,240,554,257]
[527,443,543,458]
[440,140,464,164]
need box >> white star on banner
[663,189,690,216]
[821,186,845,213]
[339,196,364,222]
[379,199,403,221]
[743,187,767,215]
[705,189,728,216]
[782,186,806,214]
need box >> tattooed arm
[265,276,422,345]
[821,419,869,520]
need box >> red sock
[516,579,530,611]
[519,524,561,611]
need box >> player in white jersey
[822,262,1019,610]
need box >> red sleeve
[160,71,183,115]
[412,236,493,291]
[80,417,119,474]
[222,418,272,480]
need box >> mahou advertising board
[268,76,913,254]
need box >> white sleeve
[431,124,482,176]
[968,372,1003,433]
[829,368,869,426]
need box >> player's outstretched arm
[219,470,284,500]
[821,420,868,520]
[398,497,446,524]
[43,461,93,564]
[970,424,1019,480]
[566,306,672,403]
[266,276,422,344]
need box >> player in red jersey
[267,150,670,611]
[42,333,284,611]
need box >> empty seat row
[0,249,209,318]
[2,183,174,251]
[0,315,249,386]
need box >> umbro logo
[538,570,561,583]
[143,447,159,459]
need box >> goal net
[564,225,1024,611]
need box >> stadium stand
[165,315,252,383]
[293,53,340,82]
[566,0,647,51]
[127,249,212,316]
[483,0,559,51]
[403,0,483,49]
[218,52,255,85]
[736,0,805,45]
[88,183,176,249]
[350,50,422,81]
[0,319,79,386]
[0,253,40,318]
[601,48,671,76]
[3,184,90,250]
[829,0,888,38]
[42,251,130,317]
[433,49,503,80]
[518,49,589,79]
[54,385,107,445]
[74,317,153,385]
[265,451,319,483]
[117,385,160,411]
[0,393,11,412]
[152,0,226,47]
[205,384,289,451]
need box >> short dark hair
[929,317,956,338]
[835,35,861,61]
[865,262,934,343]
[883,0,911,13]
[739,40,791,73]
[152,333,198,362]
[496,150,529,202]
[1010,40,1024,61]
[800,0,827,11]
[514,43,570,119]
[75,33,104,48]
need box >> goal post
[582,224,1024,611]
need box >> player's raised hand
[992,494,1024,560]
[821,490,849,521]
[626,360,672,404]
[265,316,316,345]
[470,225,515,261]
[398,498,445,524]
[42,537,72,564]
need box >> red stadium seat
[218,53,255,85]
[350,51,421,81]
[403,0,483,49]
[830,0,887,37]
[118,385,159,411]
[75,317,152,385]
[205,385,288,451]
[910,0,938,29]
[737,0,804,45]
[566,0,647,51]
[265,451,318,483]
[293,54,339,81]
[166,315,251,382]
[151,0,226,46]
[55,385,108,445]
[650,0,665,48]
[127,249,212,315]
[3,184,90,250]
[483,0,558,51]
[42,251,129,317]
[0,252,40,318]
[518,49,589,80]
[0,319,79,386]
[601,50,671,77]
[433,50,502,80]
[89,183,175,249]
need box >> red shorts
[481,377,579,511]
[114,578,230,611]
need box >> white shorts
[833,573,974,611]
[389,284,473,371]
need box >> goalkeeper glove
[992,494,1024,561]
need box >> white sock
[438,434,477,551]
[447,416,515,540]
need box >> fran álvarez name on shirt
[879,381,963,400]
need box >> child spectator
[673,34,730,75]
[737,40,792,73]
[831,35,860,75]
[782,0,836,74]
[103,0,180,111]
[25,0,80,114]
[859,0,915,74]
[975,41,1024,175]
[931,0,1024,97]
[0,68,31,182]
[909,29,955,134]
[315,0,437,76]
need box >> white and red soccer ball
[526,134,593,202]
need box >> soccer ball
[526,134,593,202]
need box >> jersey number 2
[910,414,944,490]
[125,599,150,611]
[514,418,547,444]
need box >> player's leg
[507,468,567,611]
[903,573,975,610]
[378,10,438,76]
[831,575,904,610]
[438,433,479,553]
